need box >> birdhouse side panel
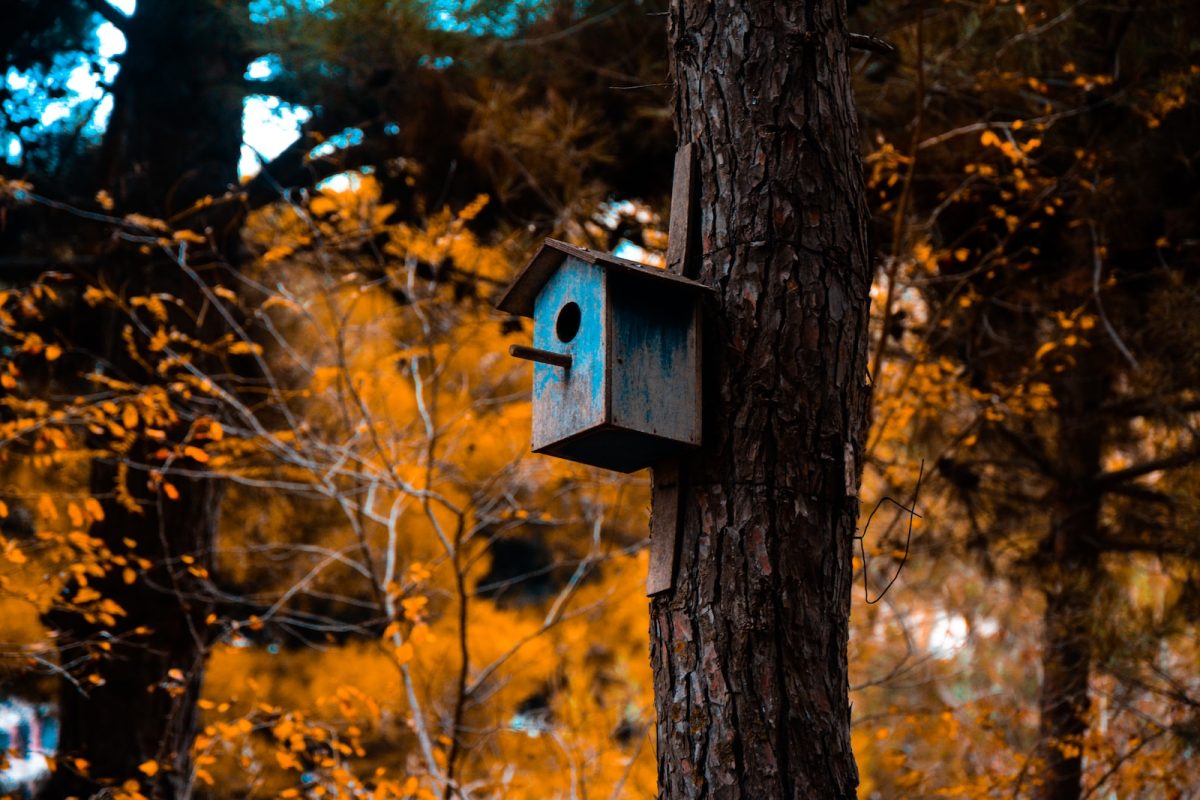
[608,274,701,447]
[530,258,607,450]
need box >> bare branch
[848,32,898,56]
[81,0,130,31]
[1094,448,1200,489]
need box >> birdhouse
[497,239,710,473]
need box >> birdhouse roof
[496,238,712,317]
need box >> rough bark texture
[1036,371,1104,800]
[650,2,871,798]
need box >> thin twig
[856,460,925,604]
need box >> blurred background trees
[854,2,1200,798]
[1,0,1197,798]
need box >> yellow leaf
[123,404,139,430]
[45,344,63,361]
[0,500,7,518]
[38,494,58,521]
[953,248,970,262]
[1035,341,1056,360]
[86,498,105,521]
[162,483,180,501]
[173,229,206,244]
[183,445,210,463]
[148,328,169,352]
[227,341,263,355]
[124,213,169,232]
[401,596,428,621]
[123,567,137,585]
[75,587,101,604]
[309,196,338,215]
[262,245,294,263]
[138,759,160,777]
[457,193,489,221]
[261,295,301,312]
[980,130,1001,147]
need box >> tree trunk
[44,455,221,797]
[1037,574,1095,800]
[41,2,245,794]
[99,0,246,219]
[1036,373,1104,800]
[650,2,871,798]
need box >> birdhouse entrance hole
[555,302,581,343]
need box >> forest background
[1,0,1198,798]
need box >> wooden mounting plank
[647,460,681,596]
[665,142,697,277]
[648,144,699,596]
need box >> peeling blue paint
[531,256,606,449]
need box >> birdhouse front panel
[530,255,607,451]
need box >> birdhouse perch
[497,238,710,473]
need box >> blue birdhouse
[497,239,710,473]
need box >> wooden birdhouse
[497,238,709,473]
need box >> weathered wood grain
[530,256,606,450]
[648,143,704,596]
[647,460,681,595]
[665,143,697,277]
[610,275,700,445]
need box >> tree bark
[1037,576,1095,800]
[650,2,871,798]
[1036,372,1104,800]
